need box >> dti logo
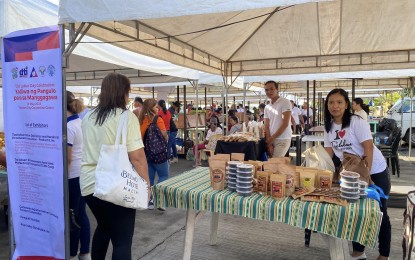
[11,67,18,79]
[19,66,28,78]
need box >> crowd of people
[55,72,384,260]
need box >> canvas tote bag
[302,145,335,172]
[94,111,148,209]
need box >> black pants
[291,124,302,147]
[84,195,136,260]
[352,168,391,257]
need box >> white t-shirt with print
[291,106,302,125]
[67,115,83,179]
[324,115,386,174]
[354,109,368,121]
[206,127,223,141]
[264,97,292,140]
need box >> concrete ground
[0,145,414,259]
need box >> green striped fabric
[153,167,382,248]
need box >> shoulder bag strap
[115,111,128,145]
[152,115,159,125]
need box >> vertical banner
[1,26,65,259]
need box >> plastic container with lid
[341,189,360,197]
[237,164,254,172]
[340,171,360,182]
[341,193,360,203]
[340,186,359,193]
[228,186,237,192]
[236,185,253,192]
[227,182,236,188]
[228,172,237,178]
[236,180,253,187]
[237,171,253,178]
[237,190,253,197]
[360,192,367,199]
[340,178,359,188]
[228,161,243,168]
[359,180,368,190]
[237,176,253,182]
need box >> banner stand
[2,25,66,259]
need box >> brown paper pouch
[231,153,245,162]
[270,174,286,199]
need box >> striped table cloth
[153,167,383,248]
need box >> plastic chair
[200,134,223,161]
[378,128,401,177]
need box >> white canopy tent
[59,0,415,78]
[58,0,415,153]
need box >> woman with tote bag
[80,73,150,260]
[323,88,390,260]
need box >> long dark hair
[354,98,370,114]
[157,99,168,114]
[92,73,131,126]
[324,88,354,133]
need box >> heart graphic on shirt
[338,130,346,138]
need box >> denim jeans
[147,159,169,187]
[167,131,178,158]
[69,177,90,256]
[352,167,391,257]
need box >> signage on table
[1,26,65,260]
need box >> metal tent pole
[306,80,310,133]
[409,77,414,158]
[352,79,356,102]
[313,80,316,127]
[194,80,200,166]
[61,24,70,260]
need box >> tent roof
[58,0,415,77]
[0,0,199,87]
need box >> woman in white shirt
[323,88,390,260]
[352,98,369,121]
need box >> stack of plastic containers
[236,164,254,197]
[340,171,360,202]
[227,161,241,192]
[359,180,368,199]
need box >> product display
[207,155,366,206]
[340,171,360,202]
[219,132,260,142]
[236,164,254,196]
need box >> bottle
[384,136,389,145]
[375,136,380,145]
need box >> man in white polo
[263,80,292,157]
